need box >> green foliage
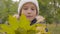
[14,14,37,34]
[15,27,27,34]
[11,14,38,34]
[19,14,31,30]
[0,14,50,34]
[0,24,15,34]
[8,15,19,30]
[38,0,60,24]
[0,0,18,23]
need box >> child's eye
[31,8,35,11]
[24,8,28,10]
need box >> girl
[17,0,45,25]
[15,0,49,34]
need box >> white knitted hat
[18,0,39,16]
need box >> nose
[27,9,31,14]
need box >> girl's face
[21,2,37,21]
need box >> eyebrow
[22,6,28,8]
[23,6,28,7]
[23,6,36,8]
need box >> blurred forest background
[0,0,60,34]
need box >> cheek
[33,11,37,16]
[21,10,26,15]
[30,11,36,21]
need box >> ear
[35,15,45,23]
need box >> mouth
[26,16,33,18]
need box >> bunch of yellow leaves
[0,14,50,34]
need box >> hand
[36,15,45,23]
[13,14,19,19]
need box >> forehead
[22,2,36,8]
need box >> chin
[27,18,34,21]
